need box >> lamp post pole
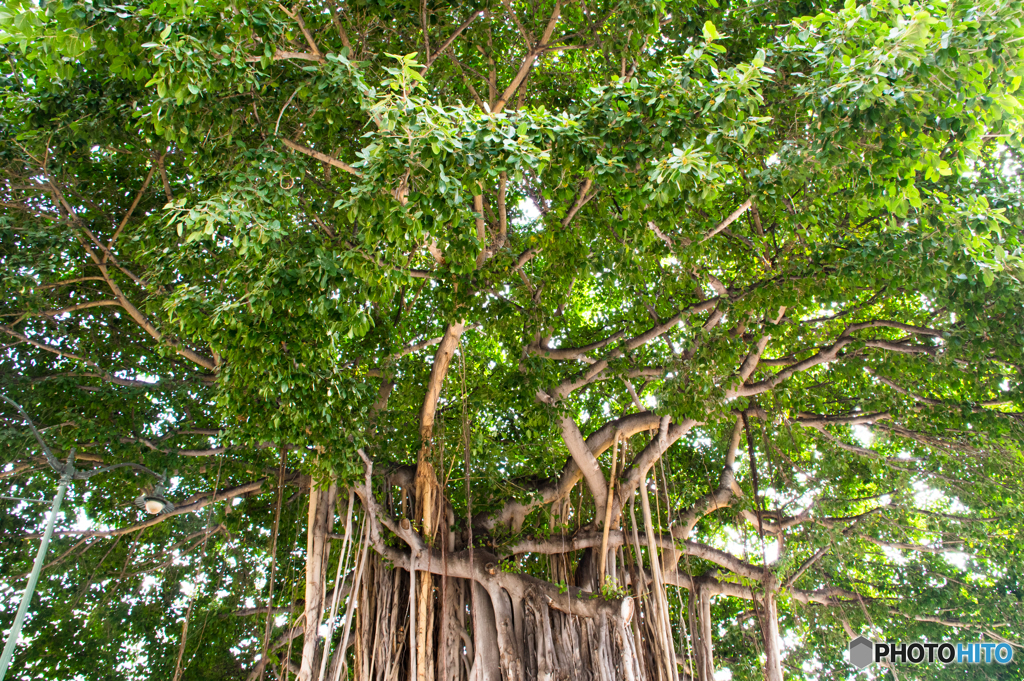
[0,450,74,681]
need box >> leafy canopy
[1,0,1023,678]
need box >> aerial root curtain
[351,553,643,681]
[292,481,786,681]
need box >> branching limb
[676,416,743,539]
[20,300,122,318]
[275,2,322,59]
[616,417,695,512]
[783,546,830,589]
[732,320,941,398]
[421,11,484,73]
[0,394,64,472]
[479,411,663,531]
[869,370,1018,412]
[419,322,466,443]
[106,166,156,253]
[491,2,561,114]
[558,414,608,513]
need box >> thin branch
[26,300,122,318]
[106,166,157,254]
[29,478,278,538]
[281,138,361,177]
[0,394,65,472]
[276,3,322,59]
[31,277,106,290]
[492,2,561,113]
[421,11,484,72]
[701,195,754,242]
[245,50,325,63]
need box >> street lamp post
[0,450,74,681]
[0,395,169,679]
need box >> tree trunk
[688,585,715,681]
[415,320,465,681]
[757,591,784,681]
[413,462,441,681]
[346,546,702,681]
[344,456,718,681]
[490,586,522,681]
[355,553,411,681]
[299,481,338,681]
[470,580,501,681]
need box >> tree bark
[490,586,522,681]
[639,472,678,681]
[470,581,501,681]
[416,321,466,681]
[299,480,338,681]
[757,591,784,681]
[688,584,715,681]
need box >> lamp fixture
[135,482,175,515]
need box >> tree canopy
[1,0,1023,679]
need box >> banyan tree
[1,0,1023,679]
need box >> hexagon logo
[849,636,875,669]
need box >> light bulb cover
[135,493,175,515]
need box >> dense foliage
[1,0,1023,679]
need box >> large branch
[676,416,744,539]
[700,195,754,242]
[793,411,891,428]
[22,300,122,318]
[418,322,466,442]
[485,412,692,534]
[245,50,324,63]
[546,298,720,400]
[0,323,104,370]
[491,2,561,114]
[557,414,607,513]
[478,411,663,531]
[870,371,1017,413]
[616,416,695,514]
[663,569,866,606]
[528,331,624,362]
[420,10,483,72]
[502,528,763,581]
[72,224,217,371]
[860,536,964,554]
[732,320,944,398]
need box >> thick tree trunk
[347,546,704,681]
[415,321,466,681]
[439,576,464,681]
[757,591,784,681]
[355,552,411,681]
[414,461,440,681]
[299,481,338,681]
[344,447,711,681]
[490,586,522,681]
[688,585,715,681]
[470,580,501,681]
